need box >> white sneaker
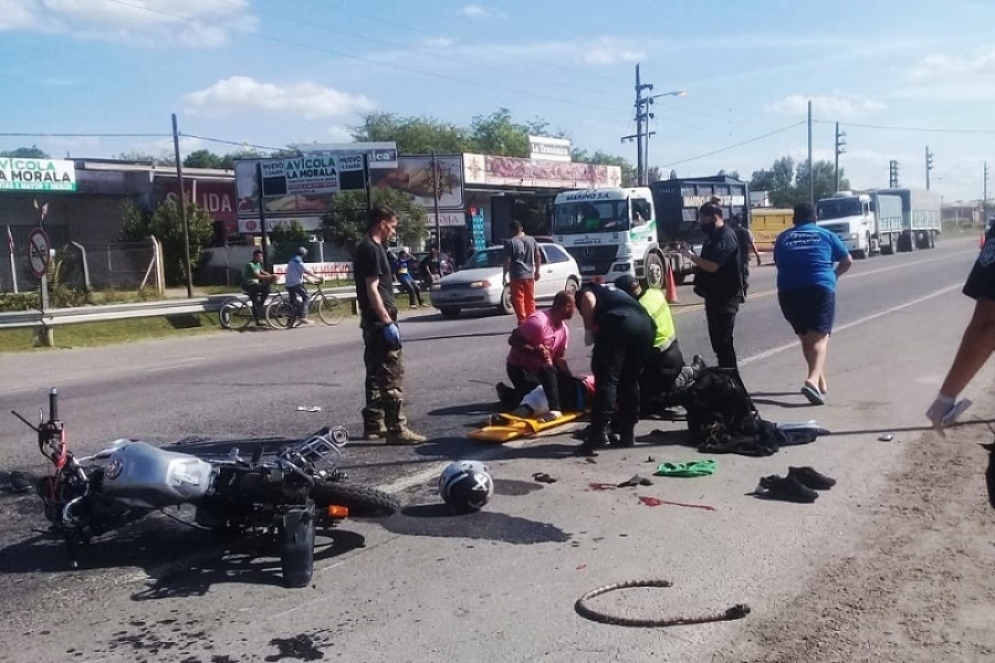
[299,318,315,325]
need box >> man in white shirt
[285,246,321,325]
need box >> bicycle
[219,291,275,330]
[265,281,344,329]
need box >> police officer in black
[575,283,656,456]
[680,202,745,372]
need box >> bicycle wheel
[230,301,255,330]
[315,294,344,326]
[266,299,293,329]
[219,301,235,329]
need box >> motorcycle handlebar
[48,388,58,422]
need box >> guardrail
[0,283,404,331]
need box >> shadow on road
[404,331,510,343]
[752,397,819,410]
[427,402,498,417]
[131,529,367,600]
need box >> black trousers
[590,312,655,435]
[506,363,571,412]
[705,297,740,371]
[242,283,269,321]
[640,338,685,409]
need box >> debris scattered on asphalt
[878,433,895,441]
[647,456,657,463]
[296,405,322,412]
[588,483,617,491]
[576,564,587,570]
[639,495,717,511]
[584,457,597,464]
[532,472,557,484]
[617,474,653,488]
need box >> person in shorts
[773,202,853,404]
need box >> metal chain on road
[575,579,751,628]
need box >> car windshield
[460,248,504,270]
[816,198,861,220]
[553,201,629,234]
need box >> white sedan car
[431,242,581,319]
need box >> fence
[1,235,164,297]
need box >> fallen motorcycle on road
[11,389,399,588]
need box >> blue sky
[2,0,994,202]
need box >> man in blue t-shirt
[773,202,853,405]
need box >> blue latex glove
[383,322,401,346]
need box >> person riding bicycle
[242,249,279,326]
[285,246,323,326]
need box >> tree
[351,112,468,153]
[121,199,214,286]
[467,108,550,156]
[183,149,225,169]
[219,148,265,170]
[0,145,50,158]
[269,221,311,263]
[116,150,175,166]
[794,160,849,204]
[323,188,428,258]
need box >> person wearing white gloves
[925,229,995,431]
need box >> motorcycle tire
[312,482,400,518]
[279,502,316,589]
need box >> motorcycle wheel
[312,482,400,518]
[279,503,316,589]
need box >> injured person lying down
[510,374,596,422]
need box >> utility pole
[171,113,194,298]
[925,146,934,191]
[834,122,847,191]
[620,63,654,186]
[889,160,899,188]
[807,100,814,204]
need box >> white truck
[815,188,940,257]
[551,176,749,287]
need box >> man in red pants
[502,220,541,324]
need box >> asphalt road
[0,236,989,662]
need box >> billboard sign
[0,158,77,192]
[528,136,572,162]
[371,155,464,211]
[290,141,398,169]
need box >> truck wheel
[644,253,665,289]
[279,503,316,589]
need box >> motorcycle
[11,388,400,588]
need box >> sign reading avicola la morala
[0,158,77,192]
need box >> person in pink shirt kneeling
[496,291,576,417]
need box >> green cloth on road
[654,460,717,477]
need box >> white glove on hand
[584,330,595,347]
[925,393,972,435]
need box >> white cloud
[908,46,995,82]
[326,126,355,143]
[581,37,644,65]
[460,5,489,18]
[0,0,257,47]
[182,76,376,120]
[767,94,887,119]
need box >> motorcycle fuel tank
[102,441,215,509]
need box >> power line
[0,132,170,138]
[310,0,623,85]
[102,0,628,116]
[206,0,618,100]
[661,121,806,168]
[819,119,995,135]
[179,133,287,153]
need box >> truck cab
[815,191,875,258]
[552,187,657,284]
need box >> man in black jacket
[680,202,744,372]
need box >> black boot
[577,428,609,456]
